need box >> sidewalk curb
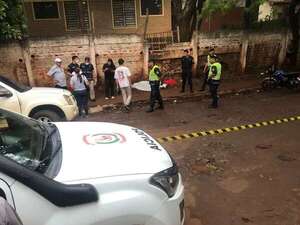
[89,86,261,114]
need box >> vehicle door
[0,83,21,113]
[0,173,15,208]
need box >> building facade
[23,0,172,37]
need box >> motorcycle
[260,65,300,91]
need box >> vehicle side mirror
[0,90,12,98]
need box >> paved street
[81,89,300,225]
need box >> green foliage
[200,0,238,19]
[0,0,27,40]
[200,0,267,19]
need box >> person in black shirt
[80,57,96,101]
[67,56,80,77]
[181,49,194,93]
[103,58,116,99]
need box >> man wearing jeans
[80,57,96,101]
[114,58,132,111]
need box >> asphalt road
[82,89,300,225]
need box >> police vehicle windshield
[0,109,48,171]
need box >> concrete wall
[149,31,288,79]
[0,43,24,81]
[0,35,144,87]
[24,0,172,37]
[0,31,288,87]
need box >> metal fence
[145,30,180,51]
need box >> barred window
[141,0,163,16]
[112,0,136,28]
[64,0,90,31]
[33,1,59,19]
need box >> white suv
[0,75,78,122]
[0,108,185,225]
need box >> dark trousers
[105,77,115,98]
[182,71,193,92]
[201,70,209,90]
[208,79,220,108]
[55,85,68,90]
[73,90,89,116]
[150,81,163,109]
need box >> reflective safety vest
[208,62,222,80]
[149,65,160,81]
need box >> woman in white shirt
[70,68,89,117]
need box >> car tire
[32,110,62,123]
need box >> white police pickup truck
[0,108,185,225]
[0,75,78,122]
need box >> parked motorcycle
[260,65,300,91]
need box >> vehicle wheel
[32,110,62,123]
[262,78,277,91]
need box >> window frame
[111,0,138,29]
[140,0,164,17]
[63,0,91,32]
[32,0,61,21]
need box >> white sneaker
[105,97,109,100]
[111,96,115,99]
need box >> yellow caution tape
[157,115,300,143]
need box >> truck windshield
[0,76,31,92]
[0,109,47,171]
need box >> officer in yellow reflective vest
[208,54,222,108]
[146,60,164,113]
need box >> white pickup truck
[0,75,78,122]
[0,108,185,225]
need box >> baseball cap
[211,54,218,59]
[55,58,62,63]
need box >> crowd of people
[47,48,222,117]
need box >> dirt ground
[81,88,300,225]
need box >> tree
[172,0,265,42]
[0,0,26,40]
[288,0,300,65]
[172,0,202,42]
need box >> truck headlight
[63,95,73,105]
[150,164,179,198]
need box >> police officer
[207,54,222,108]
[181,49,194,93]
[146,60,164,113]
[67,56,80,77]
[201,48,215,91]
[80,57,96,101]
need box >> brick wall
[197,32,242,78]
[0,42,24,80]
[28,36,90,86]
[94,35,144,83]
[0,34,144,87]
[0,31,287,87]
[150,31,287,79]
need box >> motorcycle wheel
[262,78,277,91]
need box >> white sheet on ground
[132,81,151,91]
